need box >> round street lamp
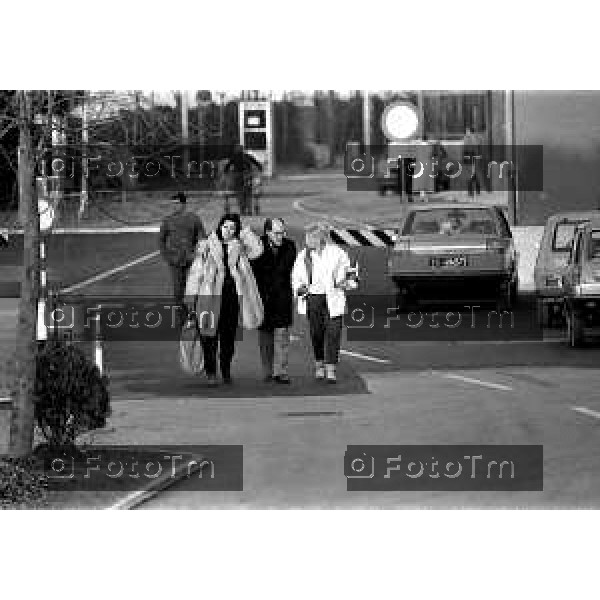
[381,101,419,141]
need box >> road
[3,182,600,507]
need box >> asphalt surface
[3,185,600,508]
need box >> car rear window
[402,208,498,236]
[552,222,580,251]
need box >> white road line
[439,373,514,392]
[571,406,600,420]
[107,489,156,511]
[60,250,160,293]
[339,349,392,364]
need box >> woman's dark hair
[216,213,242,240]
[264,217,285,235]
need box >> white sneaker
[325,364,336,383]
[315,361,325,380]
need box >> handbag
[179,311,204,375]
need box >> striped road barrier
[329,228,396,247]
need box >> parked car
[561,217,600,346]
[386,202,518,311]
[534,211,600,327]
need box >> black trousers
[170,262,192,326]
[307,294,342,365]
[201,278,239,377]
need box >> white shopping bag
[179,314,204,375]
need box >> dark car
[386,202,518,311]
[561,218,600,346]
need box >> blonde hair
[304,221,332,244]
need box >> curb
[107,452,208,510]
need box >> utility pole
[9,91,39,456]
[326,90,335,167]
[79,90,88,218]
[219,92,225,141]
[505,89,517,225]
[363,90,370,148]
[181,91,189,181]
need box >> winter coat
[184,228,264,335]
[159,209,206,267]
[251,236,297,329]
[291,243,351,319]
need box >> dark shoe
[274,374,291,384]
[206,374,219,386]
[222,374,233,385]
[264,374,275,382]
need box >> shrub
[34,341,111,448]
[0,457,48,509]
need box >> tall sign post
[381,100,420,204]
[238,100,273,177]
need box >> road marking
[107,490,156,511]
[438,373,514,392]
[339,349,392,364]
[60,251,160,293]
[283,411,343,417]
[571,406,600,420]
[361,339,565,347]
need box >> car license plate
[431,255,468,267]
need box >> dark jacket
[251,235,297,329]
[224,151,263,174]
[159,208,206,267]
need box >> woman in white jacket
[291,222,351,383]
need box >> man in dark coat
[251,217,297,384]
[159,191,206,321]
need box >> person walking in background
[292,222,351,384]
[159,191,206,323]
[185,213,263,386]
[251,218,297,384]
[463,126,482,196]
[224,144,263,216]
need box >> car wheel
[567,308,585,347]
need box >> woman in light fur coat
[185,213,264,385]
